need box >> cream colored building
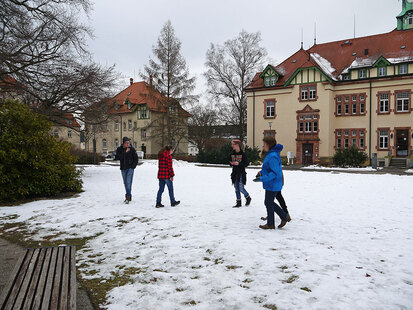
[50,113,83,149]
[246,4,413,166]
[86,79,189,157]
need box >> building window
[128,120,132,131]
[378,66,387,77]
[352,103,357,114]
[345,96,349,102]
[345,104,349,115]
[337,103,342,115]
[360,102,365,114]
[379,93,389,113]
[114,121,119,131]
[67,130,72,138]
[344,130,349,136]
[305,122,312,133]
[138,106,149,119]
[299,122,304,133]
[115,138,119,148]
[359,69,367,79]
[309,85,316,100]
[408,14,413,25]
[399,64,408,75]
[360,95,365,101]
[396,92,410,112]
[344,139,349,148]
[313,121,318,132]
[134,121,137,129]
[270,76,276,86]
[342,74,350,80]
[264,77,270,87]
[379,130,389,149]
[337,97,342,103]
[53,130,59,137]
[337,130,341,137]
[123,122,126,131]
[300,86,308,100]
[141,128,147,140]
[352,96,357,102]
[102,139,107,149]
[337,139,342,148]
[359,138,364,149]
[352,130,357,136]
[265,100,275,118]
[352,139,357,147]
[264,130,276,138]
[336,128,366,150]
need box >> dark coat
[116,145,138,170]
[229,150,249,185]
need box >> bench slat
[2,249,34,310]
[59,247,70,310]
[31,248,52,310]
[13,248,41,309]
[22,248,47,310]
[40,247,58,310]
[0,249,28,309]
[68,246,76,310]
[50,247,64,309]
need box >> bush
[333,147,369,167]
[0,100,83,202]
[70,146,105,164]
[197,143,261,165]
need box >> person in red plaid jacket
[156,146,180,208]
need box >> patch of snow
[301,165,382,172]
[310,53,337,81]
[1,165,412,309]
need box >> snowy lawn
[1,162,413,310]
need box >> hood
[269,144,284,153]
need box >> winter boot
[156,202,164,208]
[124,199,129,204]
[278,219,288,229]
[286,213,292,222]
[232,199,242,208]
[259,224,275,230]
[171,201,181,207]
[245,196,252,206]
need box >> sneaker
[171,201,181,207]
[156,202,164,208]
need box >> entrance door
[396,129,409,157]
[302,143,313,165]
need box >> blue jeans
[234,176,249,200]
[265,190,287,226]
[157,179,176,204]
[121,168,134,199]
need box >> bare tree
[0,0,119,128]
[140,20,197,148]
[188,103,218,152]
[204,30,267,141]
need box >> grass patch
[263,304,278,310]
[300,287,312,292]
[282,275,299,284]
[226,265,242,270]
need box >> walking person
[156,146,180,208]
[229,139,251,208]
[260,176,291,222]
[116,137,139,204]
[254,136,289,229]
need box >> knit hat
[122,137,130,143]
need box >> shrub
[0,100,83,202]
[197,143,261,165]
[333,147,369,167]
[70,146,105,164]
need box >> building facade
[50,113,83,149]
[246,3,413,165]
[86,79,190,157]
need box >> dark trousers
[276,191,289,214]
[265,190,287,226]
[156,179,176,204]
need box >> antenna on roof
[314,22,317,45]
[301,28,304,49]
[353,14,356,38]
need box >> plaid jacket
[158,151,175,179]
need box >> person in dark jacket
[229,139,251,208]
[254,136,288,229]
[116,137,139,204]
[156,146,180,208]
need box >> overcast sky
[85,0,403,102]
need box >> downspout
[253,90,256,149]
[369,77,372,163]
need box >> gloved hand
[255,172,262,178]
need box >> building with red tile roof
[246,3,413,167]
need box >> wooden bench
[0,246,76,310]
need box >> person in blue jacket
[254,136,289,229]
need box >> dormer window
[264,77,270,87]
[399,64,408,75]
[358,69,367,79]
[261,65,279,87]
[342,74,350,81]
[408,14,413,25]
[378,66,387,77]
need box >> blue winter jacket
[260,144,284,192]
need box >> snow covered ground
[301,165,382,172]
[1,162,413,310]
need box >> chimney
[149,75,153,86]
[130,78,133,85]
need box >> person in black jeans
[259,172,291,222]
[115,137,139,204]
[229,139,251,208]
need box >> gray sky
[86,0,403,102]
